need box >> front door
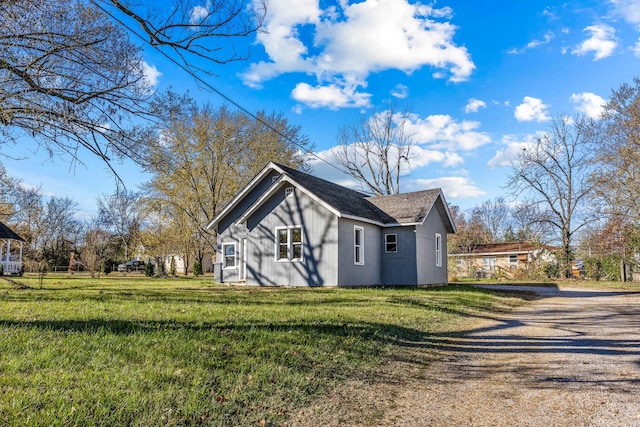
[240,238,247,281]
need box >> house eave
[236,175,342,225]
[206,162,285,230]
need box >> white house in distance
[207,162,456,287]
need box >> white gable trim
[206,162,285,230]
[236,175,341,225]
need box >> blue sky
[5,0,640,217]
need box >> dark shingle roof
[366,189,441,224]
[0,221,23,241]
[276,163,447,226]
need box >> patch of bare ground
[286,286,640,426]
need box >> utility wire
[91,0,341,173]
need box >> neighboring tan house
[206,162,456,287]
[0,221,24,275]
[450,242,557,278]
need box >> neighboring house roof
[207,162,456,232]
[452,242,557,256]
[0,221,23,241]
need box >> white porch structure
[0,222,24,275]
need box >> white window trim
[385,233,397,253]
[275,226,303,262]
[435,233,442,267]
[222,242,237,269]
[354,225,364,265]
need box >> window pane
[355,229,361,245]
[386,243,397,252]
[292,243,302,259]
[279,244,288,260]
[224,244,235,256]
[292,227,302,243]
[278,229,288,244]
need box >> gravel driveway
[290,285,640,426]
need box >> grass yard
[0,274,528,426]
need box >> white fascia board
[236,175,342,225]
[206,162,284,230]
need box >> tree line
[2,1,640,281]
[449,78,640,280]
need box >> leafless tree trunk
[507,114,597,278]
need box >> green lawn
[1,274,526,426]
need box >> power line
[90,0,340,172]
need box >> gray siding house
[206,162,456,287]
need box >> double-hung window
[222,243,236,269]
[435,233,442,267]
[385,234,397,253]
[276,226,303,261]
[354,226,364,265]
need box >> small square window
[271,175,279,183]
[285,187,294,197]
[385,234,397,253]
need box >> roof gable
[208,162,456,231]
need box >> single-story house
[206,162,456,287]
[450,241,557,278]
[0,221,24,275]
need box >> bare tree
[97,186,142,262]
[510,202,553,243]
[473,197,510,242]
[589,77,640,221]
[331,105,415,195]
[1,0,265,171]
[507,114,597,278]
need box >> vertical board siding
[246,186,338,286]
[381,226,417,285]
[416,200,449,285]
[337,219,382,286]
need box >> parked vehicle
[117,259,146,273]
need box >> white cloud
[291,80,371,109]
[243,0,475,108]
[411,176,486,198]
[634,38,640,56]
[142,61,161,87]
[404,114,492,151]
[390,84,408,99]
[190,4,209,25]
[608,0,640,28]
[570,92,606,118]
[572,24,617,60]
[514,96,551,122]
[464,98,487,113]
[509,31,555,54]
[487,134,540,168]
